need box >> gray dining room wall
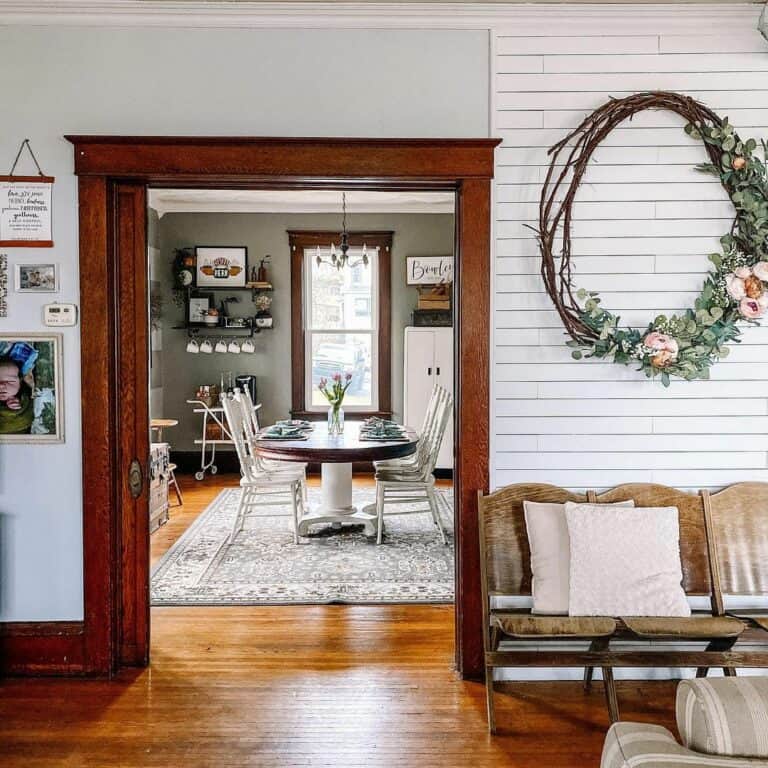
[155,211,455,452]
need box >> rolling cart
[187,399,262,481]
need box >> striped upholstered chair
[601,677,768,768]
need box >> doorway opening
[67,135,497,678]
[147,188,457,607]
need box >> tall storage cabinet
[404,326,453,470]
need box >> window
[289,231,392,419]
[305,246,378,411]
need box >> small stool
[151,419,183,507]
[168,462,183,507]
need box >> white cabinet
[404,326,453,470]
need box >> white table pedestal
[296,462,378,537]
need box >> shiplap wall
[492,18,768,493]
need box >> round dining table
[254,420,418,537]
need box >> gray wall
[156,212,455,451]
[0,24,488,621]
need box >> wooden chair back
[706,482,768,597]
[477,483,714,601]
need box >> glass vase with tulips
[318,372,352,435]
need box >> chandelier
[315,192,368,270]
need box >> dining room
[146,188,457,609]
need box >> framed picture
[195,246,247,288]
[406,255,454,285]
[0,254,8,317]
[15,263,58,292]
[0,333,63,443]
[187,292,213,324]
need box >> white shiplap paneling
[492,20,768,493]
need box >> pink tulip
[739,296,768,319]
[318,377,327,388]
[345,372,352,380]
[332,373,342,382]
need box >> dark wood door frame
[62,136,499,679]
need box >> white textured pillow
[564,502,691,618]
[523,499,634,615]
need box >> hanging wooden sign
[0,140,54,248]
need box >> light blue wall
[0,25,489,621]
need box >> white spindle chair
[373,384,441,473]
[236,386,308,500]
[222,393,305,545]
[372,386,453,545]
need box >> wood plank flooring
[0,475,679,768]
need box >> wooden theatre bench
[477,482,768,733]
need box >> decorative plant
[535,91,768,386]
[318,372,353,434]
[171,248,195,307]
[255,293,272,315]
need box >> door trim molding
[33,135,499,679]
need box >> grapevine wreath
[536,91,768,386]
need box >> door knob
[128,458,144,499]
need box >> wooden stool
[168,462,183,507]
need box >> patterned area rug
[151,486,454,605]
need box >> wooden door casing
[60,136,499,680]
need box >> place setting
[358,417,409,442]
[257,420,312,441]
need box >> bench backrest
[707,482,768,597]
[478,482,713,599]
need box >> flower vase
[328,404,345,435]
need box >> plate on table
[359,433,410,442]
[276,419,313,430]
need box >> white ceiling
[148,189,455,218]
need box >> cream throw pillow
[523,499,634,615]
[564,502,691,618]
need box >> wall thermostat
[43,302,78,327]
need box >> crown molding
[0,2,762,32]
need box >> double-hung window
[289,231,392,418]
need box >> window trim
[289,230,392,421]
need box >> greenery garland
[537,92,768,386]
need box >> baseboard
[0,621,87,676]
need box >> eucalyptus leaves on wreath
[536,91,768,386]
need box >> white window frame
[303,246,379,413]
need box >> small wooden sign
[0,176,54,247]
[406,255,453,285]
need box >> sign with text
[406,255,453,285]
[0,177,54,247]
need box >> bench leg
[485,663,496,734]
[696,667,709,678]
[584,666,595,691]
[602,667,620,724]
[723,667,737,677]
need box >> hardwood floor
[0,474,679,767]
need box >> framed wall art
[195,246,247,288]
[0,255,7,317]
[0,333,64,443]
[15,263,58,292]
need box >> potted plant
[318,372,353,435]
[254,293,273,328]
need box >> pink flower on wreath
[726,273,747,300]
[734,266,752,279]
[753,262,768,281]
[739,295,768,319]
[643,332,679,368]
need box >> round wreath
[537,91,768,386]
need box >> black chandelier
[315,193,369,270]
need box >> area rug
[151,486,454,605]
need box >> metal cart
[187,399,262,480]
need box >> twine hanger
[8,139,46,177]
